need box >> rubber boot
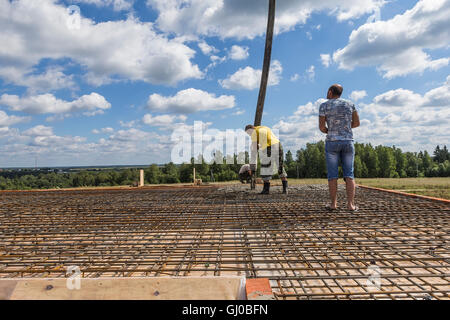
[260,182,270,194]
[282,180,288,194]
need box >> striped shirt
[319,99,356,141]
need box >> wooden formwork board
[0,276,246,300]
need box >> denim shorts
[325,140,355,181]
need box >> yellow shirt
[251,126,280,150]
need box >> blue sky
[0,0,449,167]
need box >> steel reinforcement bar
[0,185,448,300]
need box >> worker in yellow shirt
[245,124,288,194]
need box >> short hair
[245,124,255,131]
[329,84,343,97]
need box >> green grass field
[355,177,450,200]
[283,177,450,200]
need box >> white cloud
[0,124,178,166]
[320,54,332,68]
[219,60,282,90]
[23,125,54,137]
[119,120,137,128]
[372,89,422,107]
[142,114,187,128]
[92,127,115,134]
[422,75,450,107]
[357,80,450,150]
[290,74,300,82]
[83,72,119,87]
[146,0,385,40]
[0,66,76,93]
[0,0,203,89]
[350,90,368,102]
[333,0,450,78]
[273,99,327,149]
[147,88,235,113]
[368,78,450,110]
[198,41,218,56]
[0,126,13,137]
[206,55,227,71]
[0,110,30,126]
[272,77,450,153]
[72,0,134,11]
[106,128,151,142]
[228,45,249,60]
[0,92,111,115]
[232,109,245,116]
[306,65,315,81]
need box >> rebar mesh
[0,185,448,300]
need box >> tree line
[286,143,450,179]
[0,143,448,190]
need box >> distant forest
[0,143,449,190]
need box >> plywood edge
[0,276,246,300]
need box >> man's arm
[351,111,360,128]
[319,116,328,134]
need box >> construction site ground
[0,184,448,300]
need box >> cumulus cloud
[0,110,30,127]
[273,99,326,149]
[228,45,249,60]
[71,0,134,11]
[320,54,332,68]
[372,89,422,107]
[9,125,88,151]
[146,0,385,40]
[354,79,449,149]
[368,77,450,110]
[306,65,315,81]
[0,66,76,93]
[333,0,450,78]
[290,74,300,82]
[147,88,235,113]
[272,77,450,152]
[0,0,203,89]
[350,90,368,102]
[92,127,114,134]
[219,60,282,90]
[0,92,111,115]
[422,75,450,107]
[0,124,177,166]
[232,109,245,116]
[198,41,218,56]
[142,114,187,128]
[22,125,54,137]
[119,120,137,128]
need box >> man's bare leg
[328,179,338,209]
[345,178,357,210]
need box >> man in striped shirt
[319,84,360,211]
